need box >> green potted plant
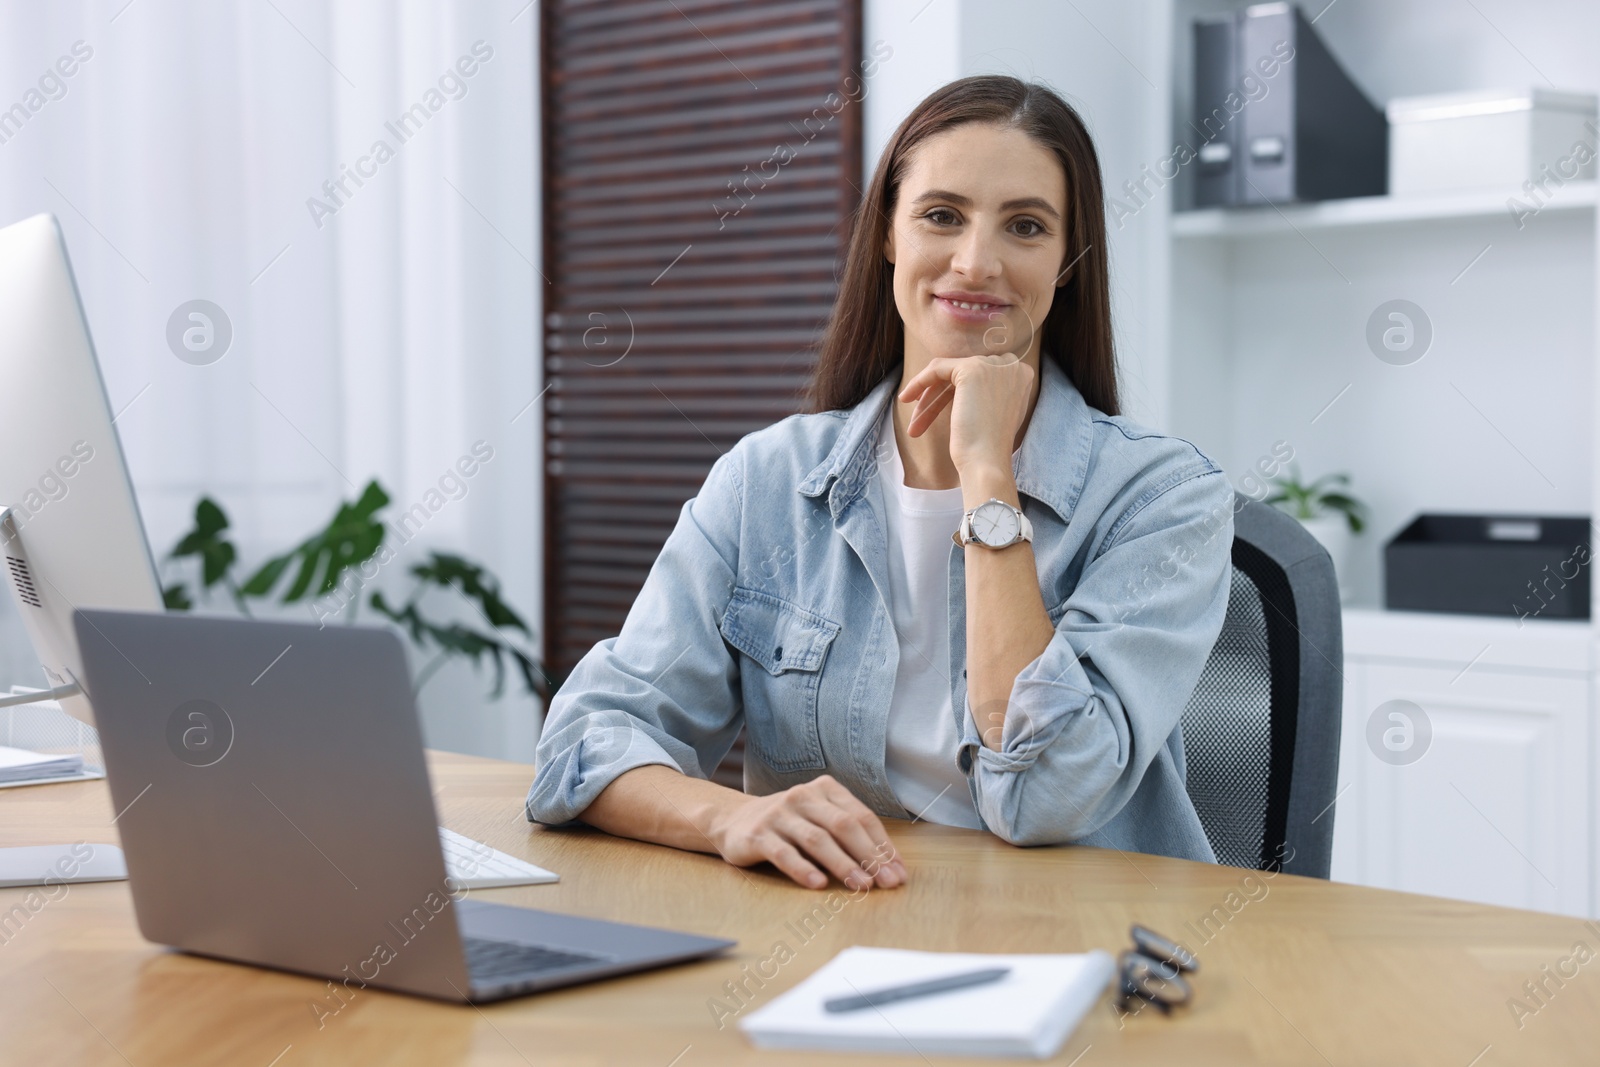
[1264,465,1368,601]
[162,480,559,703]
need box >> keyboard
[438,827,559,889]
[462,935,607,985]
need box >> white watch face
[972,500,1020,547]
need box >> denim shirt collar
[797,355,1094,522]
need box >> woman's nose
[949,226,1003,279]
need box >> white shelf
[1342,607,1593,674]
[1171,182,1597,238]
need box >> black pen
[823,966,1011,1013]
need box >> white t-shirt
[874,407,984,829]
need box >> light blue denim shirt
[528,357,1234,861]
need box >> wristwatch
[953,498,1033,549]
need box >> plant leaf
[248,480,391,604]
[168,496,241,592]
[168,480,554,705]
[194,497,229,537]
[1317,492,1364,513]
[410,552,531,637]
[1308,472,1351,494]
[242,552,296,597]
[369,586,548,701]
[201,539,236,587]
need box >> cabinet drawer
[1334,660,1589,916]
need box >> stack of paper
[739,946,1116,1059]
[0,744,85,785]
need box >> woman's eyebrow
[909,189,1061,220]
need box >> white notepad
[739,946,1116,1059]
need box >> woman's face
[883,122,1070,368]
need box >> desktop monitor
[0,213,164,727]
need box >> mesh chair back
[1180,496,1343,877]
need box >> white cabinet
[1331,609,1594,917]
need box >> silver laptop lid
[72,608,471,1000]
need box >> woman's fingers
[899,352,1017,405]
[775,814,876,890]
[757,831,828,889]
[900,355,1018,439]
[897,357,955,403]
[789,799,895,888]
[805,781,906,887]
[719,778,906,890]
[907,382,955,437]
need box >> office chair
[1180,495,1343,878]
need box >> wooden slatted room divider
[541,0,865,785]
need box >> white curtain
[0,0,543,759]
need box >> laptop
[71,607,733,1002]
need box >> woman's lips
[934,295,1009,323]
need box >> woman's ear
[1056,225,1079,286]
[882,221,896,265]
[1056,249,1077,287]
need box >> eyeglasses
[1116,924,1199,1014]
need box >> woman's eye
[922,208,957,225]
[1013,218,1045,237]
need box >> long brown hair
[807,74,1119,416]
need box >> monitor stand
[0,681,126,886]
[0,842,126,888]
[0,511,126,887]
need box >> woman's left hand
[898,354,1035,476]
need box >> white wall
[863,0,960,173]
[0,0,541,760]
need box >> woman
[527,75,1233,892]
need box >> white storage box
[1387,88,1597,196]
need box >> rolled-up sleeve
[526,448,746,826]
[957,467,1234,846]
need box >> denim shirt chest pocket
[718,587,839,772]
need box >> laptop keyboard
[463,936,607,985]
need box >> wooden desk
[1,752,1596,1065]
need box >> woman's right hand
[706,774,907,890]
